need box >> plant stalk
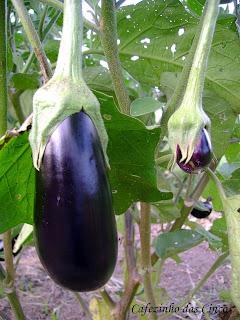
[161,0,220,130]
[139,203,157,320]
[11,0,52,82]
[181,0,220,108]
[113,210,140,320]
[54,0,83,81]
[100,0,131,114]
[0,0,7,136]
[99,289,116,309]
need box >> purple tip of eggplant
[176,128,212,174]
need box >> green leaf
[96,92,172,214]
[11,73,40,91]
[130,97,163,116]
[154,229,204,259]
[0,133,34,233]
[116,0,240,158]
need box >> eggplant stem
[113,210,140,320]
[139,203,157,320]
[100,0,131,114]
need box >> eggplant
[191,198,212,219]
[176,128,212,173]
[34,111,118,292]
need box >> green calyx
[29,0,109,170]
[168,98,211,165]
[29,76,109,170]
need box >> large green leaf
[154,229,204,259]
[0,133,34,233]
[115,0,240,157]
[96,92,172,213]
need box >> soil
[0,214,235,320]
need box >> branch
[11,0,52,82]
[99,289,116,309]
[139,203,157,320]
[0,0,7,136]
[100,0,131,114]
[2,231,25,320]
[113,210,140,320]
[3,231,15,284]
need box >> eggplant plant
[0,0,240,320]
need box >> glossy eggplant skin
[191,200,212,219]
[176,128,212,174]
[34,111,118,292]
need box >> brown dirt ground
[0,214,235,320]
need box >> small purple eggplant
[176,128,212,173]
[191,197,212,219]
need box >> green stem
[100,0,131,114]
[161,0,220,130]
[11,0,52,82]
[99,289,116,309]
[139,203,157,320]
[38,5,49,39]
[3,231,25,320]
[182,0,220,107]
[113,210,140,320]
[3,231,15,283]
[39,0,99,32]
[0,0,7,136]
[54,0,82,81]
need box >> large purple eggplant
[34,111,118,292]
